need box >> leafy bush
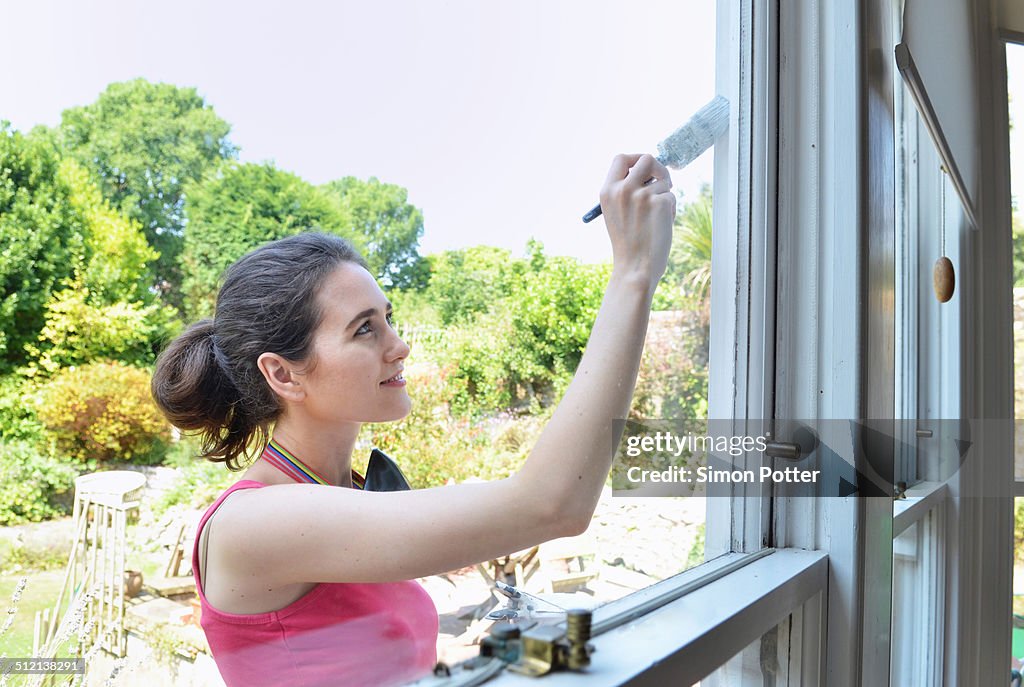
[36,362,171,465]
[364,362,557,488]
[631,309,709,421]
[424,246,524,325]
[0,374,47,443]
[439,253,610,414]
[30,287,180,372]
[0,441,77,525]
[367,365,490,488]
[1016,498,1024,564]
[388,288,442,328]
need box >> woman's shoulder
[204,480,349,533]
[205,479,266,513]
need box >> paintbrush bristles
[655,95,730,169]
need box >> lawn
[0,569,66,658]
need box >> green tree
[0,124,83,369]
[321,177,426,289]
[27,160,180,371]
[179,162,358,318]
[59,79,236,295]
[60,159,157,301]
[426,246,524,325]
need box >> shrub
[1016,498,1024,564]
[30,287,181,372]
[439,255,610,415]
[367,364,490,488]
[0,373,47,443]
[631,309,709,421]
[0,441,77,525]
[387,288,442,328]
[424,246,523,325]
[36,361,170,465]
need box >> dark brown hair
[151,232,368,469]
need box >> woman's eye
[356,313,393,336]
[386,312,394,327]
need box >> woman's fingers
[624,154,663,185]
[604,153,645,186]
[601,154,673,202]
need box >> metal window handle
[916,428,933,438]
[764,441,802,460]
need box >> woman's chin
[382,399,412,422]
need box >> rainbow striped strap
[261,438,364,489]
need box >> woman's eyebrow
[344,303,393,330]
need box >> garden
[0,79,713,684]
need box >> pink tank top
[192,480,439,687]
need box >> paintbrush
[582,95,730,223]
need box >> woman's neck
[264,420,361,488]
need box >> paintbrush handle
[582,203,603,223]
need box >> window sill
[421,548,827,687]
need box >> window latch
[764,441,802,460]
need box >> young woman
[151,153,675,686]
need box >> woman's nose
[388,328,411,361]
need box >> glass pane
[1009,42,1024,460]
[0,2,730,682]
[1009,42,1024,685]
[391,3,722,667]
[891,507,944,686]
[894,28,965,490]
[695,613,797,686]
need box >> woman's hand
[599,154,676,292]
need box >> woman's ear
[257,352,306,403]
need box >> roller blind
[897,0,979,229]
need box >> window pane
[894,34,965,489]
[1008,42,1024,685]
[892,507,945,686]
[1008,42,1024,460]
[404,2,723,667]
[695,613,798,686]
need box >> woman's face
[295,261,411,424]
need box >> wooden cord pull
[933,256,955,303]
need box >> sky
[0,0,717,264]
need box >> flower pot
[124,570,144,599]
